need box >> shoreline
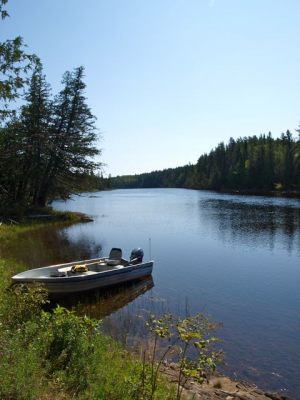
[160,363,293,400]
[216,188,300,199]
[0,213,295,399]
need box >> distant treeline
[110,131,300,192]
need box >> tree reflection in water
[0,224,102,269]
[199,198,300,254]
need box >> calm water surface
[4,189,300,397]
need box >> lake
[4,188,300,397]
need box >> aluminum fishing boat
[12,248,153,295]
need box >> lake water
[4,188,300,397]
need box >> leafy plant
[145,313,222,400]
[39,306,97,393]
[0,282,48,329]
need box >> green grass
[0,209,91,243]
[0,280,174,399]
[0,222,175,400]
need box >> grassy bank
[0,209,91,247]
[0,220,223,400]
[0,220,175,400]
[0,267,174,400]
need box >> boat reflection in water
[58,275,154,320]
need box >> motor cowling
[130,248,144,264]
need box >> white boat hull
[12,257,154,295]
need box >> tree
[16,64,52,204]
[0,65,51,207]
[0,2,102,212]
[295,124,300,188]
[0,117,22,205]
[282,130,295,188]
[33,66,101,206]
[0,65,102,211]
[110,132,300,192]
[0,0,39,118]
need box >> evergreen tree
[15,64,52,204]
[0,66,101,211]
[282,130,294,188]
[35,66,100,206]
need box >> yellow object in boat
[71,264,88,273]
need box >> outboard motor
[130,248,144,264]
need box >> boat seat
[58,266,72,273]
[50,271,66,277]
[106,247,122,266]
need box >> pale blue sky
[2,0,300,176]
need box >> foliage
[0,224,220,400]
[0,0,39,117]
[110,130,300,193]
[0,280,48,399]
[0,2,103,211]
[0,328,44,400]
[38,306,97,393]
[0,258,173,400]
[0,65,102,209]
[2,283,49,328]
[80,334,174,400]
[110,164,194,190]
[144,313,222,400]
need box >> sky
[1,0,300,176]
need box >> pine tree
[16,64,52,204]
[35,66,100,206]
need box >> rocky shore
[160,363,293,400]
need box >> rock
[158,364,295,400]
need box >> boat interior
[55,258,128,277]
[15,248,144,279]
[50,248,131,277]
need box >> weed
[144,313,223,400]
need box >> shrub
[39,306,97,394]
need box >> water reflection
[59,276,154,320]
[0,224,102,269]
[57,276,155,349]
[199,198,300,253]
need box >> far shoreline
[109,186,300,200]
[216,188,300,199]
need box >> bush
[0,282,48,399]
[79,334,174,400]
[39,306,97,393]
[0,328,45,400]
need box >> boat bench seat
[57,263,125,275]
[58,266,72,273]
[65,270,98,277]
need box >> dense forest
[110,131,300,193]
[0,1,103,214]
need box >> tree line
[0,1,103,214]
[110,131,300,193]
